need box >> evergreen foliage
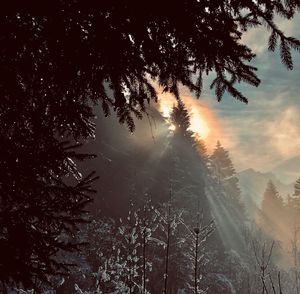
[210,141,236,182]
[1,1,300,290]
[286,177,300,226]
[260,180,284,236]
[170,100,192,137]
[261,180,284,214]
[0,136,98,289]
[289,177,300,210]
[2,0,300,129]
[210,141,244,213]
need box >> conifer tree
[2,1,300,289]
[262,180,283,211]
[210,141,244,213]
[195,135,209,165]
[260,180,284,236]
[2,0,300,120]
[170,100,192,138]
[288,178,300,211]
[295,178,300,196]
[210,141,235,183]
[261,181,284,213]
[0,136,98,290]
[286,177,300,229]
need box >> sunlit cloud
[154,14,300,174]
[196,14,300,173]
[266,107,300,158]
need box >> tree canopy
[1,0,300,290]
[2,0,300,130]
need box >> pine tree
[170,100,192,138]
[210,141,244,213]
[0,136,98,290]
[2,1,300,288]
[210,141,235,183]
[286,177,300,228]
[0,37,100,288]
[195,135,209,164]
[2,0,300,122]
[295,178,300,196]
[260,180,284,236]
[261,180,284,212]
[289,178,300,211]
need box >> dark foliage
[2,1,300,129]
[0,135,98,289]
[170,100,192,138]
[1,0,300,290]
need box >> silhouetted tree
[252,239,275,294]
[290,226,300,294]
[262,181,284,215]
[2,0,300,124]
[153,188,184,294]
[170,100,192,137]
[287,178,300,222]
[139,193,154,294]
[210,141,244,215]
[260,180,284,236]
[195,135,209,165]
[210,142,235,183]
[2,1,300,289]
[0,136,98,290]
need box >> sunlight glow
[189,109,210,139]
[159,96,210,139]
[168,124,176,131]
[160,103,172,118]
[156,92,223,152]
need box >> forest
[54,102,300,294]
[2,1,300,293]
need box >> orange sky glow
[157,92,222,152]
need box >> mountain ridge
[273,154,300,183]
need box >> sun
[158,96,211,139]
[189,109,210,139]
[156,92,223,152]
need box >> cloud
[266,106,300,158]
[206,15,300,173]
[155,15,300,175]
[241,26,269,55]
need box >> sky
[159,14,300,174]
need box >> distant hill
[273,155,300,184]
[237,168,293,218]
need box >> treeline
[260,177,300,233]
[54,101,280,294]
[258,177,300,291]
[9,101,299,293]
